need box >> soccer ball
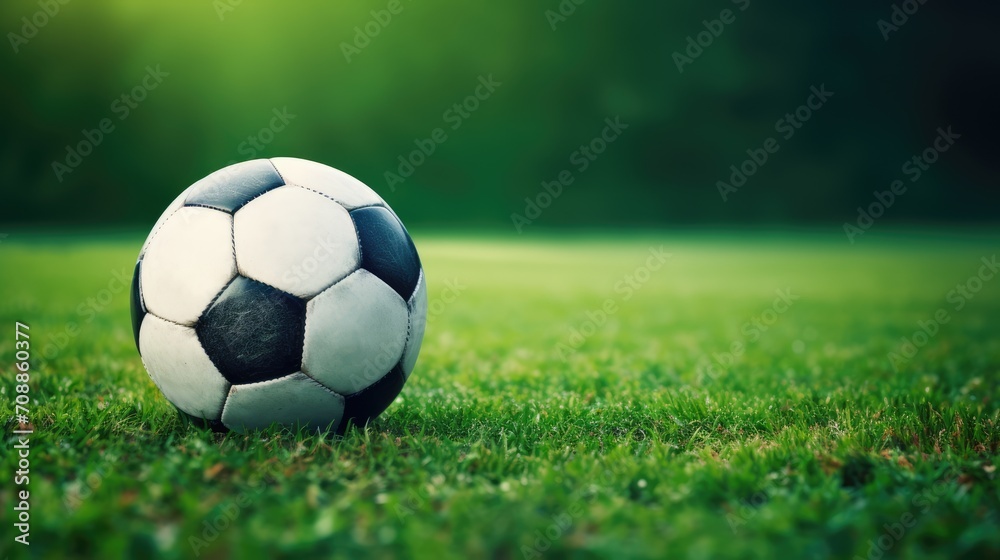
[130,158,427,433]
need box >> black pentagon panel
[196,276,306,385]
[350,206,421,300]
[130,260,145,353]
[183,159,285,213]
[339,364,405,433]
[178,409,229,433]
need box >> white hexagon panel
[234,185,359,299]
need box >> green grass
[1,230,998,560]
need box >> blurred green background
[0,1,997,228]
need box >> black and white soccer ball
[130,158,427,433]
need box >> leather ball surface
[130,158,426,433]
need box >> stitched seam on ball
[138,324,228,422]
[223,160,289,215]
[312,267,360,299]
[296,371,345,398]
[409,269,424,309]
[301,297,314,382]
[139,205,184,259]
[183,203,229,213]
[348,206,364,266]
[343,365,401,399]
[146,311,196,329]
[138,355,157,384]
[260,183,366,292]
[195,276,237,325]
[267,159,285,184]
[404,270,422,354]
[228,213,238,275]
[137,259,147,313]
[232,183,289,214]
[290,183,349,209]
[219,384,235,423]
[300,279,356,396]
[229,371,344,399]
[346,203,386,211]
[213,383,232,421]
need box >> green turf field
[1,231,998,559]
